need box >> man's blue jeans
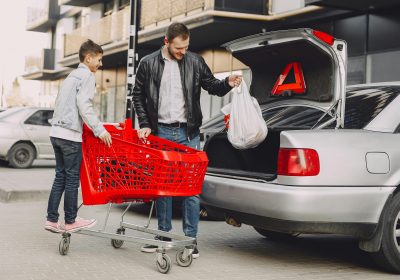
[155,125,201,238]
[47,137,82,224]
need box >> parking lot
[0,162,399,280]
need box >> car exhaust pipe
[225,216,241,227]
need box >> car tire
[253,227,300,241]
[8,143,36,168]
[371,191,400,274]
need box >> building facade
[22,0,400,124]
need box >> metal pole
[125,0,140,125]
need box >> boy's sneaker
[64,217,96,233]
[44,221,64,233]
[140,236,172,253]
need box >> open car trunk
[205,129,281,181]
[203,29,347,180]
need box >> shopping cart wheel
[59,233,71,256]
[111,227,125,249]
[156,253,171,274]
[176,248,193,267]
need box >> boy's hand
[99,131,112,147]
[138,128,151,139]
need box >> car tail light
[278,148,320,176]
[312,30,334,45]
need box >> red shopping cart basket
[80,119,209,205]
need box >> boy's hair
[166,22,190,42]
[79,39,103,62]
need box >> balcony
[23,49,68,80]
[26,0,60,32]
[58,0,103,7]
[137,0,317,50]
[60,0,321,67]
[64,7,130,58]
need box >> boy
[44,39,112,233]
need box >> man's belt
[158,122,187,128]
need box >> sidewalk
[0,160,55,202]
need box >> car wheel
[8,143,36,168]
[253,227,300,241]
[371,191,400,273]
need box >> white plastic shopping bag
[221,80,268,149]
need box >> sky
[0,0,47,104]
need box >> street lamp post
[125,0,140,126]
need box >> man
[133,22,241,258]
[44,39,112,233]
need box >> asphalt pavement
[0,161,399,279]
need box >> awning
[305,0,400,11]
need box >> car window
[344,86,399,129]
[265,106,331,129]
[24,110,54,126]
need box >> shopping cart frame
[57,120,206,273]
[59,200,196,274]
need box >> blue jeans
[47,137,82,224]
[155,125,201,238]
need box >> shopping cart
[58,119,208,273]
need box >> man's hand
[138,127,152,139]
[228,75,242,88]
[99,131,112,147]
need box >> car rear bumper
[201,174,395,224]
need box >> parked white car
[0,107,54,168]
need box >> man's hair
[79,39,103,62]
[166,22,190,42]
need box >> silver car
[200,29,400,273]
[0,107,54,168]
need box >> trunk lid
[223,28,347,127]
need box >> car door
[23,109,54,158]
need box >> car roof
[348,81,400,88]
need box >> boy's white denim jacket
[51,63,106,137]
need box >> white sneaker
[65,217,96,233]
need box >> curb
[0,188,50,203]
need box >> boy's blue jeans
[47,137,82,224]
[155,125,201,238]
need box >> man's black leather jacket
[132,49,232,140]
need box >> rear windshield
[343,86,399,129]
[201,86,400,133]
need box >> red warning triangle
[271,62,306,96]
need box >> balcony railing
[64,7,130,57]
[58,0,103,7]
[25,49,56,74]
[26,0,59,32]
[140,0,206,28]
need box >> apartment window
[119,0,130,9]
[73,13,82,29]
[104,0,114,16]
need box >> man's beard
[167,46,184,61]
